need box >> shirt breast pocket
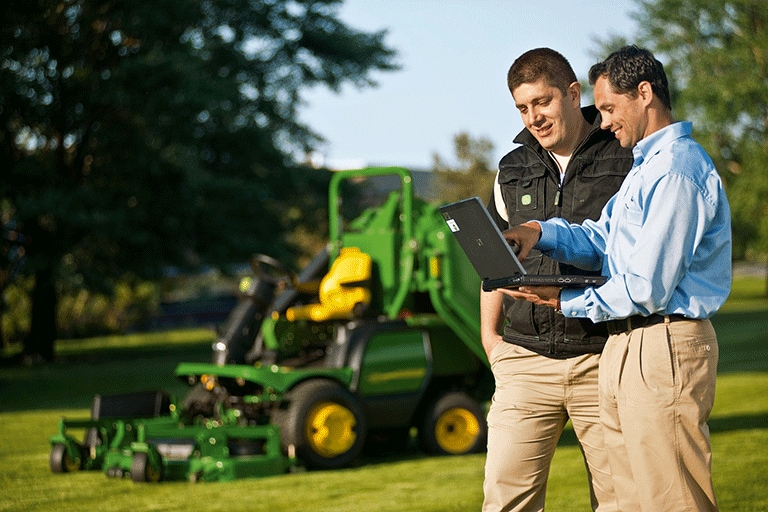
[624,199,644,226]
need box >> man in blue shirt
[501,46,731,511]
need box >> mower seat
[285,247,372,322]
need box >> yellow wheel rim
[304,402,357,458]
[63,451,81,472]
[146,461,162,483]
[435,407,480,454]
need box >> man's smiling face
[512,79,581,156]
[593,75,647,148]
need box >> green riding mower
[49,166,492,482]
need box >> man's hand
[502,222,542,260]
[499,285,561,310]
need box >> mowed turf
[1,277,766,511]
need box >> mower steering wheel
[250,254,296,286]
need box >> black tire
[131,452,162,483]
[50,443,82,473]
[419,391,487,456]
[275,379,366,470]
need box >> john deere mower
[49,166,492,482]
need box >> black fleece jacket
[488,105,633,358]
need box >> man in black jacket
[481,48,632,512]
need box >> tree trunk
[24,268,57,362]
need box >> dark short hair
[507,48,578,95]
[588,45,671,110]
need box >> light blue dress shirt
[535,122,732,321]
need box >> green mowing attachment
[49,390,294,482]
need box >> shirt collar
[632,121,692,165]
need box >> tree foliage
[431,132,497,205]
[593,0,768,290]
[632,0,768,262]
[0,0,398,359]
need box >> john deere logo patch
[521,194,532,206]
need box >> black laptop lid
[439,197,525,282]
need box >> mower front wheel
[50,443,82,473]
[131,452,162,483]
[276,379,366,470]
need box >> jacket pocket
[499,165,547,216]
[515,177,539,212]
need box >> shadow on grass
[553,413,768,449]
[708,413,768,433]
[0,341,212,413]
[710,310,768,373]
[347,410,768,469]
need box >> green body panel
[131,420,291,482]
[406,316,483,377]
[173,362,354,395]
[357,329,428,396]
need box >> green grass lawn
[1,277,766,511]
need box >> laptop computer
[439,196,607,292]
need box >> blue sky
[299,0,638,170]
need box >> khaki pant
[483,343,617,512]
[599,318,719,512]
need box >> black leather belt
[604,314,687,335]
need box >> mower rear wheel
[131,452,162,483]
[276,379,366,470]
[419,391,487,455]
[50,443,82,473]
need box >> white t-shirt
[549,151,570,184]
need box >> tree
[0,0,398,360]
[593,0,768,293]
[431,132,497,205]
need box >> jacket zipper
[528,150,563,355]
[532,134,596,353]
